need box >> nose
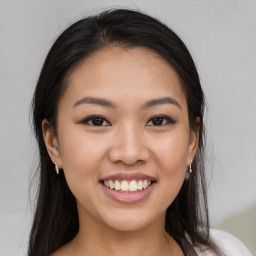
[108,124,150,165]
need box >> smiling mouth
[100,179,156,193]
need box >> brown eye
[152,117,164,126]
[91,117,105,126]
[81,115,110,126]
[146,115,176,126]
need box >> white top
[194,229,253,256]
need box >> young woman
[28,8,252,256]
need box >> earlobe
[42,119,62,169]
[187,117,200,165]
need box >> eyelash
[81,115,176,127]
[146,115,176,126]
[81,115,111,126]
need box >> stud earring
[189,158,193,173]
[189,163,192,173]
[54,163,59,175]
[185,159,193,180]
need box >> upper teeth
[104,180,151,192]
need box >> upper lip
[100,172,157,182]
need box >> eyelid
[80,115,111,126]
[146,114,176,126]
[79,114,176,126]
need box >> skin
[43,46,199,256]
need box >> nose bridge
[108,121,149,165]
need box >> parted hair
[29,8,224,256]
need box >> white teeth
[103,179,153,192]
[137,180,143,190]
[129,180,137,192]
[109,180,115,189]
[114,180,121,190]
[120,180,129,191]
[104,180,109,187]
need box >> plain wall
[0,1,255,255]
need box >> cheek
[150,129,189,205]
[57,126,109,191]
[57,127,113,220]
[152,130,190,174]
[59,125,106,164]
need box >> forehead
[62,46,187,109]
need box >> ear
[42,119,63,169]
[187,117,200,165]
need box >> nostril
[108,143,150,165]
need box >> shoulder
[194,229,253,256]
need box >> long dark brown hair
[29,8,223,256]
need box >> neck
[68,210,183,256]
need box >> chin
[100,209,158,232]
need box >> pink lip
[100,172,157,182]
[101,182,155,204]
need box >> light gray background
[0,1,255,255]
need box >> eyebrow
[74,97,116,108]
[141,96,181,110]
[74,96,181,110]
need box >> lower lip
[101,183,155,204]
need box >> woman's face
[44,46,198,232]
